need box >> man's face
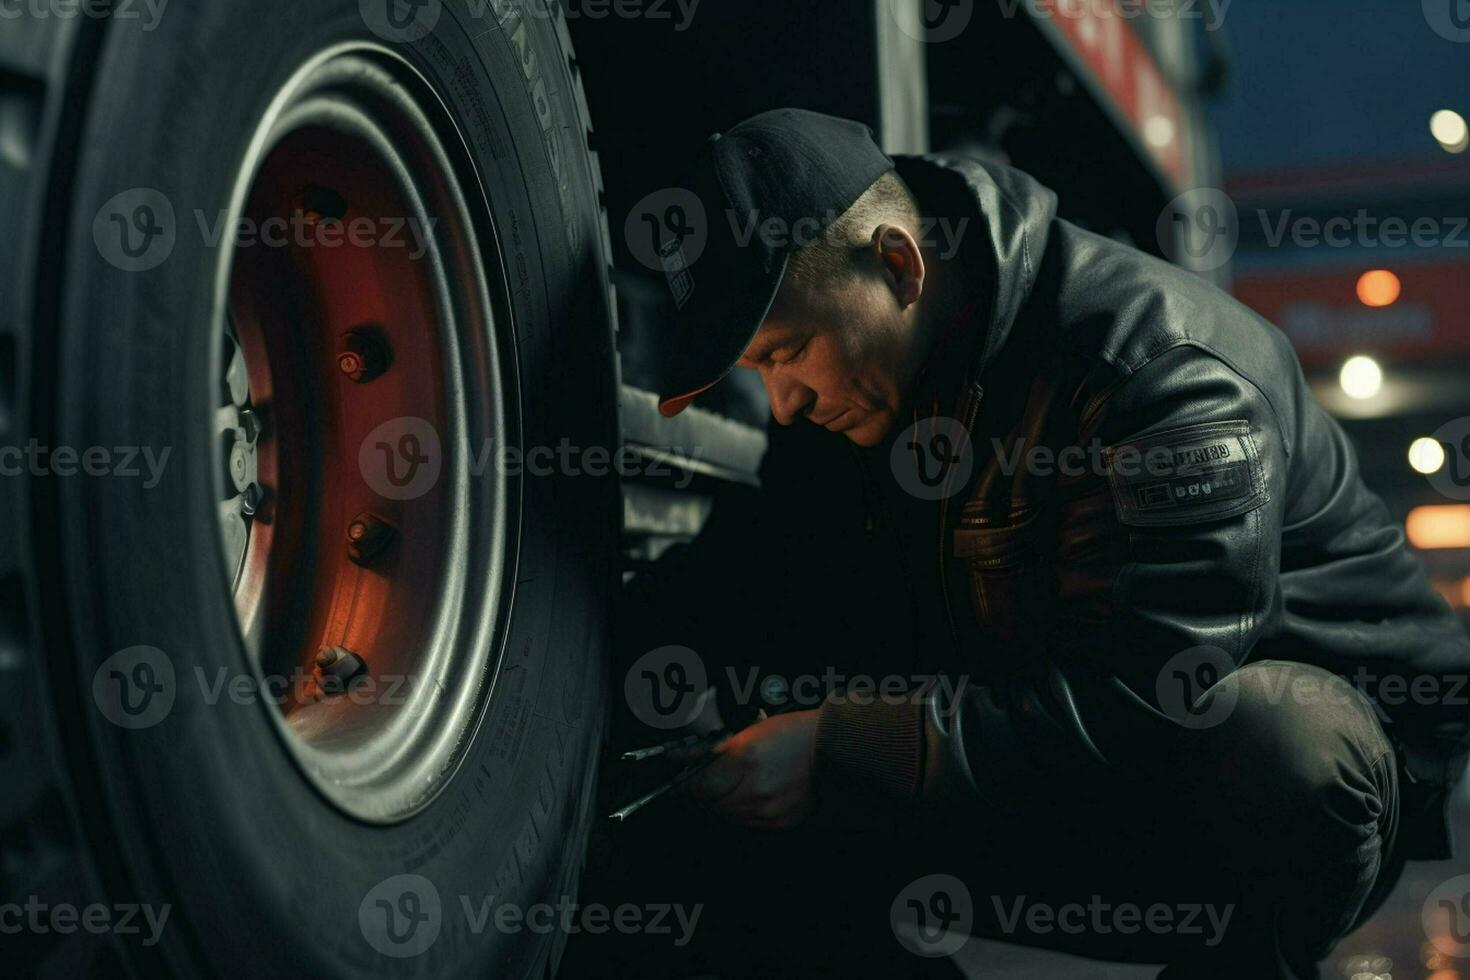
[738,264,922,449]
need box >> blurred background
[573,1,1470,976]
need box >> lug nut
[347,512,396,566]
[314,645,367,696]
[338,328,391,384]
[239,407,262,443]
[241,482,267,518]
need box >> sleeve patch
[1102,420,1268,528]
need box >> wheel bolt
[239,407,262,443]
[338,328,391,384]
[346,512,396,566]
[314,645,367,696]
[241,482,266,518]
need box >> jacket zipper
[938,381,985,655]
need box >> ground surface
[950,781,1470,979]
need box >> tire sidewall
[50,2,615,977]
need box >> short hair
[784,169,922,288]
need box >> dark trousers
[560,661,1404,980]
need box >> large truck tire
[2,1,618,976]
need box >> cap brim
[656,250,790,418]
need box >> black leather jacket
[646,154,1470,860]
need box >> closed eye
[773,339,810,366]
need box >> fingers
[687,750,749,804]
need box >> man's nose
[763,371,814,427]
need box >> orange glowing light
[1407,505,1470,550]
[1356,269,1401,308]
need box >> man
[572,109,1470,979]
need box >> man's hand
[686,709,821,830]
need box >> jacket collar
[893,153,1059,387]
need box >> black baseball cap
[655,109,895,418]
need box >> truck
[0,1,1221,974]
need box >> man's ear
[871,223,925,309]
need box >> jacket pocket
[953,510,1051,642]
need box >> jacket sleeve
[814,344,1290,802]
